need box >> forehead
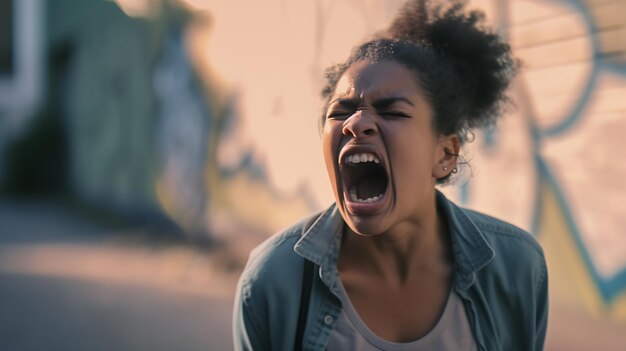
[333,60,422,100]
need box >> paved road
[2,199,626,351]
[0,200,237,351]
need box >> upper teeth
[345,153,380,164]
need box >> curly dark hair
[320,0,517,149]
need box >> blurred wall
[179,0,626,323]
[0,0,44,187]
[0,0,625,324]
[453,0,626,322]
[0,0,315,238]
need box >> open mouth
[341,152,389,206]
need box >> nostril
[342,127,356,137]
[342,119,377,138]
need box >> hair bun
[387,0,429,43]
[388,0,517,128]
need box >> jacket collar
[436,191,495,289]
[294,190,495,290]
[294,205,342,265]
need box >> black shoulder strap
[294,215,318,351]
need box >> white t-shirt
[326,280,478,351]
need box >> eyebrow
[329,96,415,109]
[372,96,415,109]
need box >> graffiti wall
[452,0,626,321]
[2,0,624,336]
[177,0,626,324]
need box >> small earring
[443,166,448,171]
[452,167,458,174]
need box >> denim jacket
[233,191,548,351]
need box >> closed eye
[380,111,411,118]
[327,111,352,119]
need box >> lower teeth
[349,187,383,203]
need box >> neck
[339,194,452,285]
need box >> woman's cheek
[322,123,344,198]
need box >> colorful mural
[2,0,625,330]
[175,0,626,323]
[442,0,626,320]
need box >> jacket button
[324,315,333,325]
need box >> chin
[339,209,390,237]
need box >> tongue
[357,177,386,200]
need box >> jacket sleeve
[534,258,549,350]
[233,277,270,351]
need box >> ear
[432,134,460,179]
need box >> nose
[342,111,378,138]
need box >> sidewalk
[1,199,625,350]
[0,199,238,351]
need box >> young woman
[233,1,548,350]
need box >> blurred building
[0,0,314,240]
